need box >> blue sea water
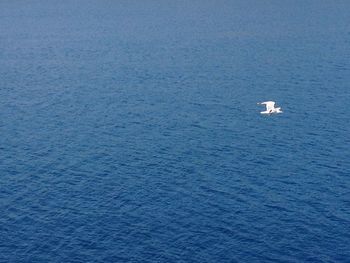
[1,0,350,262]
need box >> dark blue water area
[1,1,350,262]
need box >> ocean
[1,1,349,262]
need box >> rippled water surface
[1,1,350,262]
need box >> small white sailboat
[258,101,282,114]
